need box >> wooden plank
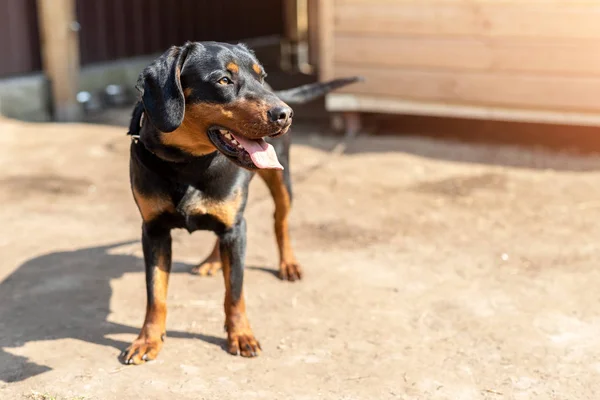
[326,93,600,127]
[307,0,320,68]
[334,35,600,76]
[281,0,312,73]
[283,0,299,42]
[332,65,600,112]
[317,0,334,80]
[334,2,600,39]
[37,0,81,121]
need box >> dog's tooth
[231,139,238,144]
[225,133,232,139]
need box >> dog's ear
[136,43,193,133]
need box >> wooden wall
[0,0,41,77]
[0,0,284,77]
[76,0,284,66]
[321,0,600,123]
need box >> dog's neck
[131,128,250,193]
[133,113,214,163]
[129,103,252,191]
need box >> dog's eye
[218,77,232,85]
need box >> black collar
[130,112,144,144]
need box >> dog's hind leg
[258,164,302,281]
[191,238,222,276]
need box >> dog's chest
[176,186,242,232]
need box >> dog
[121,41,360,364]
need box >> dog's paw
[279,261,303,282]
[119,334,164,365]
[191,260,222,276]
[227,330,261,357]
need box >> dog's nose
[267,106,293,126]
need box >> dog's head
[136,41,292,170]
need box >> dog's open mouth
[207,127,283,170]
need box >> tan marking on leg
[221,250,260,357]
[207,190,243,228]
[121,252,170,364]
[258,170,302,281]
[132,188,175,222]
[185,189,243,228]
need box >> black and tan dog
[121,41,360,364]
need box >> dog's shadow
[0,240,226,383]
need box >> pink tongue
[230,133,283,170]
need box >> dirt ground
[2,115,600,400]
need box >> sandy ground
[2,116,600,400]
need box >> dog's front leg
[220,218,261,357]
[120,223,172,364]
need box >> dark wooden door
[0,0,42,77]
[76,0,284,65]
